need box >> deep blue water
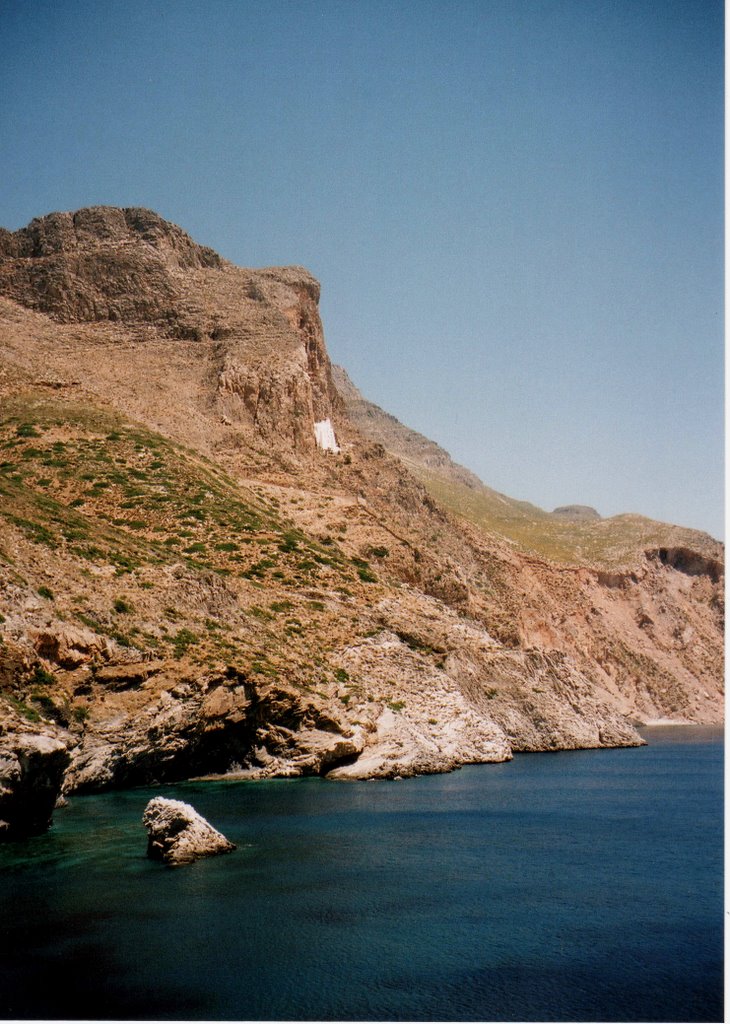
[0,725,723,1022]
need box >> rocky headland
[0,208,722,833]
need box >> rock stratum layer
[0,207,722,831]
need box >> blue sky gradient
[1,0,723,536]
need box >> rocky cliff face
[215,264,343,449]
[0,206,221,325]
[0,731,69,838]
[0,208,722,833]
[0,207,342,455]
[331,364,485,490]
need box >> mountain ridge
[0,208,722,837]
[332,363,721,566]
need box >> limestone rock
[237,724,366,779]
[0,207,221,327]
[93,660,167,690]
[0,733,70,839]
[32,625,111,668]
[143,796,235,865]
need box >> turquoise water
[0,726,723,1021]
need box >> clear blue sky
[1,0,723,537]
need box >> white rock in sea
[143,796,235,865]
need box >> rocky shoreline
[1,694,647,840]
[0,208,722,840]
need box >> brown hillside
[0,208,722,835]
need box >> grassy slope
[335,370,721,568]
[407,462,719,568]
[0,392,387,728]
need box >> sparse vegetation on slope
[0,391,406,765]
[0,208,722,831]
[334,366,721,569]
[413,466,722,568]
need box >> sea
[0,725,723,1022]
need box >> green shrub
[113,597,131,613]
[32,665,56,686]
[251,660,278,677]
[8,697,40,722]
[16,423,40,438]
[248,606,274,621]
[11,517,57,548]
[38,585,54,600]
[171,628,198,657]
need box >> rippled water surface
[0,725,722,1021]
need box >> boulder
[0,733,70,839]
[32,626,111,668]
[142,796,235,865]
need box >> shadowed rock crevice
[649,546,723,583]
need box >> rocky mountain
[552,505,602,522]
[0,208,722,836]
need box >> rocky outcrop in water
[0,732,70,839]
[143,796,235,864]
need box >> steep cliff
[0,208,722,828]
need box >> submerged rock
[143,796,236,865]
